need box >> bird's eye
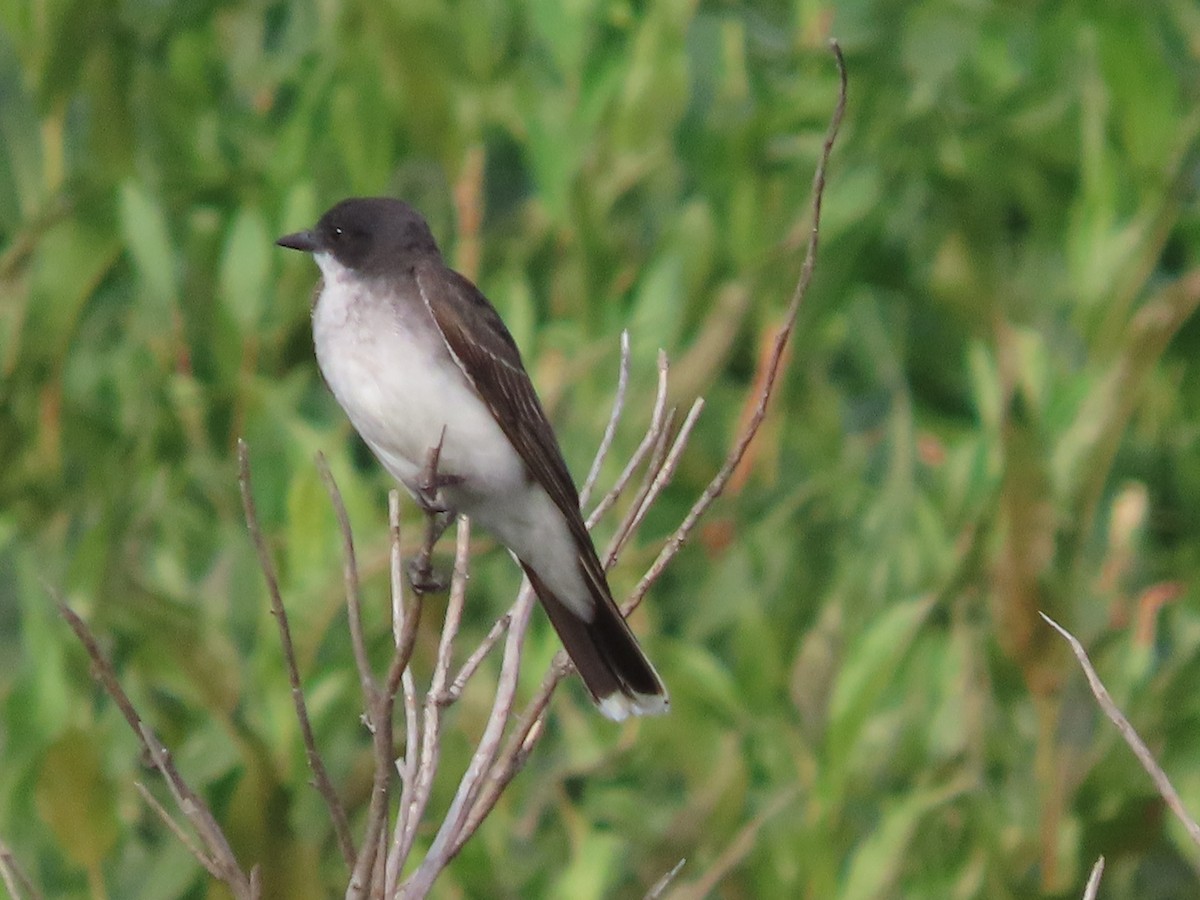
[332,226,345,241]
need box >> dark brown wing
[413,260,605,581]
[414,259,668,715]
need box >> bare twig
[316,453,378,712]
[668,788,798,900]
[238,441,355,866]
[627,40,847,614]
[0,837,41,900]
[388,517,475,889]
[607,405,677,560]
[391,491,421,820]
[1082,856,1104,900]
[644,858,687,900]
[580,329,632,508]
[345,479,437,896]
[586,349,672,530]
[135,781,212,870]
[403,577,540,893]
[1041,612,1200,848]
[58,604,257,899]
[444,612,512,702]
[608,398,706,570]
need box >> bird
[276,197,668,721]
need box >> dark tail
[521,565,669,721]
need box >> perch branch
[391,491,421,827]
[341,472,435,896]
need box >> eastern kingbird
[277,198,669,721]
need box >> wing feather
[413,261,608,590]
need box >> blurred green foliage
[2,0,1200,896]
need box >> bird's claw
[407,557,449,595]
[415,428,464,513]
[413,474,463,516]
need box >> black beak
[276,230,321,252]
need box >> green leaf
[35,727,119,872]
[837,780,966,900]
[219,205,271,331]
[118,179,178,311]
[0,34,42,224]
[26,218,121,367]
[826,596,934,786]
[630,249,683,357]
[549,830,622,900]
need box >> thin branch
[238,440,355,866]
[135,781,214,872]
[391,491,421,831]
[1082,856,1105,900]
[586,349,672,530]
[580,329,632,508]
[1041,612,1200,848]
[457,659,565,840]
[606,406,677,561]
[347,491,443,896]
[58,603,255,899]
[444,612,512,703]
[0,837,41,900]
[388,517,475,887]
[644,858,686,900]
[608,398,706,572]
[430,518,472,704]
[316,453,378,712]
[382,551,425,703]
[403,576,540,893]
[138,723,231,879]
[668,788,798,900]
[346,713,391,894]
[626,39,847,613]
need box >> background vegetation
[2,0,1200,896]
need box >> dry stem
[0,837,41,900]
[238,440,355,865]
[1041,612,1200,848]
[58,603,259,899]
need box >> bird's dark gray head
[277,197,441,276]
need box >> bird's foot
[414,429,465,514]
[407,557,449,595]
[413,476,463,516]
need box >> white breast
[310,253,527,498]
